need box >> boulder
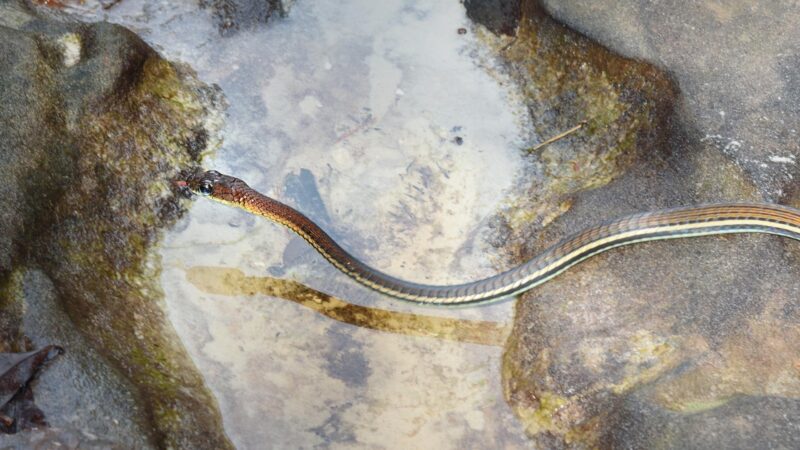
[0,1,231,447]
[466,1,800,447]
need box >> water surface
[71,0,534,447]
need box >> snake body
[177,169,800,305]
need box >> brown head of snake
[175,168,800,306]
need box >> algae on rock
[0,0,230,447]
[478,2,676,263]
[462,1,800,448]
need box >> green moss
[478,4,676,268]
[38,46,229,449]
[137,60,206,130]
[1,10,227,446]
[525,391,570,434]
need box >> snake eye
[199,181,214,196]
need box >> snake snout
[173,179,194,198]
[173,167,204,198]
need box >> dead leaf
[0,345,64,434]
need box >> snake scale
[176,168,800,305]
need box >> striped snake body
[176,169,800,305]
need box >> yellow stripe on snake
[176,169,800,305]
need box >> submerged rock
[0,0,230,448]
[464,0,520,36]
[201,0,295,35]
[465,1,800,448]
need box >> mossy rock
[472,2,800,448]
[0,0,230,447]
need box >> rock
[464,0,520,36]
[201,0,295,35]
[0,426,124,450]
[467,1,800,448]
[0,0,231,448]
[480,2,677,271]
[538,0,800,200]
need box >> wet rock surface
[9,269,152,448]
[201,0,294,35]
[79,0,534,447]
[478,3,677,265]
[0,0,229,448]
[462,1,800,448]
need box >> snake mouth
[174,168,800,303]
[173,167,203,198]
[174,180,193,198]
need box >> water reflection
[70,0,535,446]
[185,266,510,346]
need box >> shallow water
[70,0,534,447]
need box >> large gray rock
[0,0,230,448]
[538,0,800,200]
[466,1,800,448]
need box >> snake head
[173,168,248,203]
[174,167,202,198]
[174,167,223,197]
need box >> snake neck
[215,185,800,305]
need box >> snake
[175,168,800,305]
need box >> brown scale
[176,169,800,305]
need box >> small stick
[527,121,587,154]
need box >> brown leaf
[0,345,64,434]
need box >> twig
[527,121,587,154]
